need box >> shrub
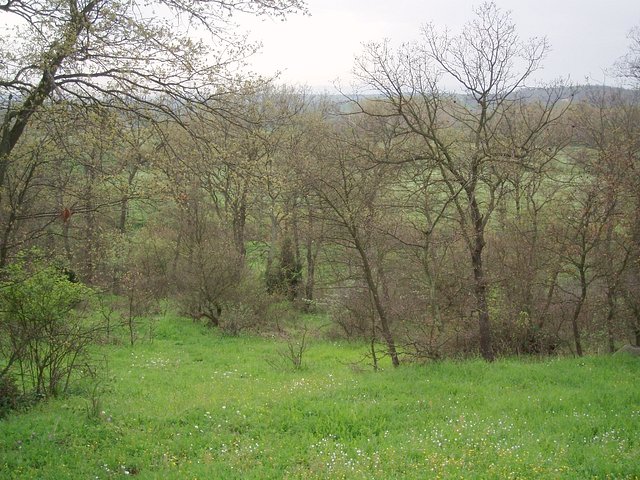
[0,252,98,398]
[327,287,374,340]
[218,303,257,336]
[268,323,311,371]
[171,226,244,327]
[266,236,302,300]
[0,375,20,417]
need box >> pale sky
[237,0,640,91]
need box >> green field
[1,315,639,479]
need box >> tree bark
[571,264,587,357]
[303,200,319,302]
[469,195,495,361]
[232,202,247,259]
[305,238,316,302]
[118,165,139,234]
[606,288,616,354]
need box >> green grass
[1,315,639,479]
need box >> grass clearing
[1,315,639,479]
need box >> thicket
[1,2,639,380]
[2,92,639,367]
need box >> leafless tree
[306,115,402,367]
[350,1,571,360]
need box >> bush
[219,303,258,336]
[170,225,244,327]
[327,287,374,340]
[265,301,299,333]
[0,375,20,417]
[218,274,275,336]
[265,236,302,300]
[0,252,98,398]
[268,323,311,371]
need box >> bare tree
[551,181,611,356]
[614,29,640,346]
[572,86,640,348]
[350,1,570,360]
[616,26,640,84]
[306,114,402,367]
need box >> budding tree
[0,0,307,194]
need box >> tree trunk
[606,287,616,353]
[0,216,14,269]
[570,300,584,357]
[472,243,494,362]
[291,198,302,267]
[232,191,247,259]
[571,263,587,357]
[469,196,494,361]
[304,202,318,302]
[119,165,138,234]
[354,233,400,367]
[305,241,315,301]
[603,201,621,355]
[83,165,96,284]
[267,210,279,272]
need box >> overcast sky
[237,0,640,91]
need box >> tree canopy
[0,0,308,186]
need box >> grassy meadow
[1,314,639,479]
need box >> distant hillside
[314,84,638,108]
[514,84,639,103]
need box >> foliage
[0,0,308,172]
[0,252,97,398]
